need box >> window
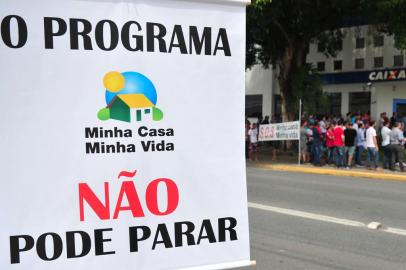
[349,92,371,114]
[355,58,364,69]
[374,35,384,47]
[374,57,384,68]
[245,95,263,118]
[334,60,342,71]
[355,38,365,49]
[394,55,404,67]
[317,62,325,72]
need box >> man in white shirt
[381,120,391,169]
[319,117,327,135]
[248,123,258,162]
[366,121,379,170]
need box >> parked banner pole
[298,99,302,166]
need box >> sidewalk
[252,163,406,182]
[249,145,406,182]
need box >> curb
[256,164,406,182]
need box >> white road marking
[248,201,406,236]
[382,227,406,236]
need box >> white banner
[0,0,250,269]
[259,121,300,141]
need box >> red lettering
[389,70,398,80]
[78,173,179,221]
[79,182,110,221]
[113,181,145,219]
[146,178,179,216]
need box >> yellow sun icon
[103,71,125,92]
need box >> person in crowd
[308,115,315,126]
[245,119,250,159]
[326,123,336,165]
[300,120,309,164]
[344,122,357,169]
[390,112,397,128]
[345,112,352,122]
[355,122,366,167]
[390,122,406,172]
[353,117,361,132]
[381,120,392,169]
[261,116,270,125]
[362,112,370,124]
[334,120,345,168]
[248,123,258,162]
[377,112,387,135]
[305,121,313,163]
[311,121,323,166]
[366,121,379,170]
[257,116,263,127]
[319,116,327,136]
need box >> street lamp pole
[298,99,302,166]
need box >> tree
[247,0,406,121]
[363,0,406,50]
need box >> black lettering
[66,231,91,258]
[121,21,143,51]
[189,26,211,55]
[104,129,113,137]
[106,144,115,153]
[129,226,151,252]
[94,228,115,256]
[138,126,148,137]
[85,127,99,138]
[44,17,67,49]
[36,233,63,261]
[9,235,34,264]
[218,217,238,242]
[168,25,187,54]
[197,219,216,244]
[95,20,119,51]
[152,224,173,250]
[146,22,167,52]
[86,142,100,154]
[174,222,196,247]
[213,28,231,56]
[69,18,93,50]
[1,15,27,48]
[141,141,152,151]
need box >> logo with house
[97,71,164,122]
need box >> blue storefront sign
[321,68,406,85]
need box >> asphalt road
[246,167,406,270]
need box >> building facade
[245,25,406,121]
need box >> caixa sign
[369,69,406,82]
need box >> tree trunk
[277,42,308,122]
[277,42,308,149]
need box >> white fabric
[248,128,258,143]
[0,0,250,269]
[381,126,391,146]
[366,127,377,148]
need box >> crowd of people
[300,112,406,171]
[246,112,406,172]
[246,115,281,162]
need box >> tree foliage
[247,0,406,120]
[363,0,406,50]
